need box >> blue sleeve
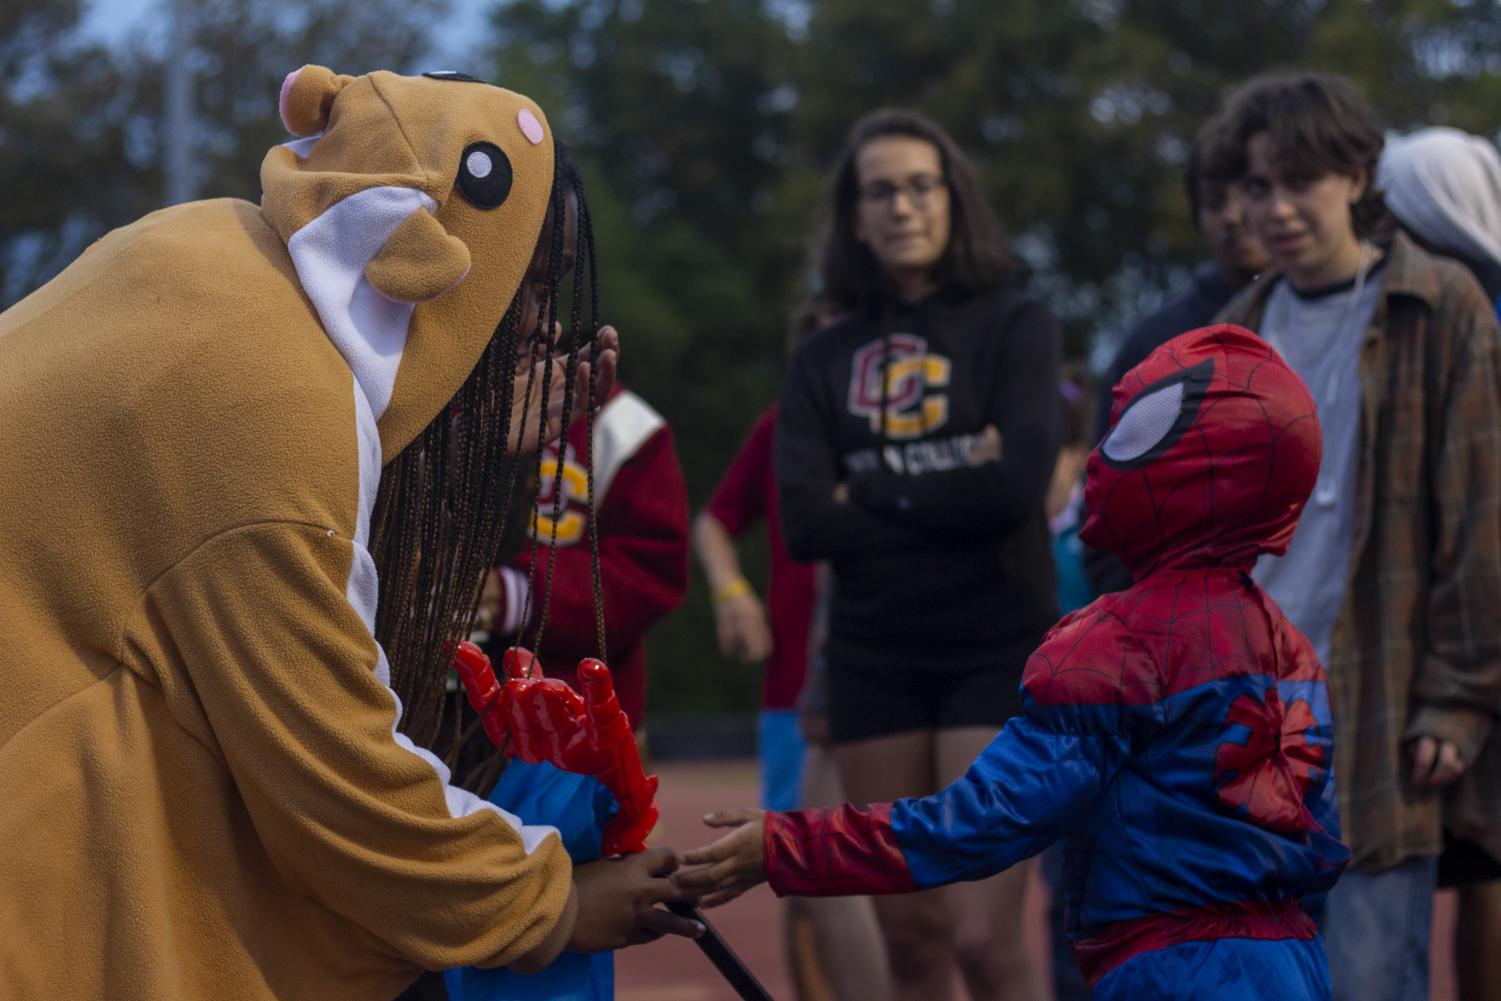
[891,708,1128,888]
[446,762,618,1001]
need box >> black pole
[666,902,776,1001]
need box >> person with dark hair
[1377,123,1501,1001]
[0,67,703,1001]
[477,379,689,732]
[1084,130,1270,594]
[773,107,1061,1001]
[1205,71,1501,1001]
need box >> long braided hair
[369,148,601,757]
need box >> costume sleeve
[1406,280,1501,764]
[765,612,1132,896]
[524,426,690,666]
[847,298,1063,538]
[775,339,936,561]
[704,410,774,538]
[1276,623,1348,912]
[122,521,572,971]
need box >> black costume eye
[1100,359,1213,469]
[456,141,513,210]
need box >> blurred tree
[169,0,452,200]
[0,0,146,301]
[480,0,1501,719]
[8,0,1501,720]
[0,0,450,306]
[486,0,804,715]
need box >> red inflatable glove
[451,642,659,856]
[576,659,660,856]
[453,640,508,749]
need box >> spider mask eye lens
[1101,359,1213,469]
[1104,380,1185,463]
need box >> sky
[81,0,493,64]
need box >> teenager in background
[775,107,1061,1001]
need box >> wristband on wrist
[712,577,752,604]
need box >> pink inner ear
[278,70,300,133]
[517,108,544,145]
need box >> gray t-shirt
[1252,265,1384,666]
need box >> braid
[371,151,599,765]
[530,169,601,654]
[575,170,608,656]
[515,180,570,655]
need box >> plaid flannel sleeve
[1406,283,1501,765]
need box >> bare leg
[785,901,832,1001]
[837,730,954,1001]
[937,726,1048,1001]
[793,742,892,1001]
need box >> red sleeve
[703,408,775,537]
[520,425,690,665]
[765,803,917,897]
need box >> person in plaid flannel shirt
[1205,72,1501,1001]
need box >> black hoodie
[775,285,1062,673]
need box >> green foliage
[6,0,1501,719]
[477,0,1501,718]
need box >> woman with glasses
[772,108,1061,1001]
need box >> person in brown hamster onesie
[0,65,700,1001]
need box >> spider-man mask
[1080,324,1320,579]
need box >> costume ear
[364,208,472,303]
[279,65,354,136]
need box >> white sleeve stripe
[591,390,666,500]
[499,566,530,635]
[346,380,558,853]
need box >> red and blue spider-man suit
[763,324,1350,1000]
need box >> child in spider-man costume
[678,323,1350,1000]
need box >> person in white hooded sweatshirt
[1379,126,1501,314]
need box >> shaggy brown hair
[1200,71,1391,239]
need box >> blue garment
[1097,936,1330,1001]
[1320,857,1437,1001]
[1051,521,1096,617]
[758,709,806,813]
[1041,843,1093,1001]
[445,762,618,1001]
[1046,502,1098,999]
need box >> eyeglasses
[858,174,947,209]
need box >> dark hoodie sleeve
[848,297,1062,538]
[776,338,935,562]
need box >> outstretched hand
[672,808,767,908]
[509,325,619,455]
